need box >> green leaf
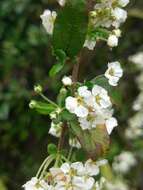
[49,49,66,77]
[54,49,67,63]
[48,143,57,155]
[34,101,56,115]
[61,109,76,122]
[57,88,68,107]
[70,120,110,160]
[52,0,88,58]
[87,27,110,41]
[91,76,110,91]
[49,62,64,77]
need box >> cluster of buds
[84,0,129,49]
[23,159,108,190]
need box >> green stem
[67,146,73,161]
[39,155,55,180]
[40,93,58,107]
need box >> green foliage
[49,49,67,77]
[52,0,88,57]
[0,0,143,189]
[31,101,57,115]
[47,143,57,155]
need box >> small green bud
[90,11,97,17]
[29,100,37,109]
[34,84,43,94]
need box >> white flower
[65,95,89,118]
[74,105,89,118]
[105,117,118,134]
[112,7,127,27]
[107,35,118,47]
[60,163,71,174]
[69,138,81,149]
[118,0,129,7]
[78,117,92,130]
[78,86,91,98]
[96,159,108,167]
[65,96,78,113]
[23,177,49,190]
[57,0,66,6]
[129,52,143,68]
[113,151,137,174]
[105,61,123,86]
[92,85,112,109]
[49,122,62,137]
[85,159,99,176]
[62,76,72,86]
[72,176,95,190]
[71,162,85,175]
[84,39,96,50]
[40,10,57,35]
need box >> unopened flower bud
[29,100,37,109]
[113,29,121,37]
[34,85,43,93]
[62,76,72,86]
[90,11,97,17]
[107,35,118,47]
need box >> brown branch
[86,0,96,12]
[57,122,67,152]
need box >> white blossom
[105,117,118,134]
[78,86,91,98]
[49,122,62,137]
[112,8,127,28]
[105,61,123,86]
[40,10,57,35]
[22,177,50,190]
[69,138,81,149]
[65,96,78,113]
[128,52,143,69]
[49,160,99,190]
[74,105,89,118]
[85,159,100,176]
[107,35,118,47]
[118,0,129,7]
[84,39,96,50]
[92,85,112,109]
[62,76,72,86]
[112,151,137,174]
[57,0,66,7]
[113,29,122,37]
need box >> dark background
[0,0,143,189]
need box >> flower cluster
[23,159,107,190]
[64,62,123,133]
[112,151,137,174]
[84,0,129,49]
[125,52,143,139]
[66,85,117,134]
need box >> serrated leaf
[52,0,88,57]
[70,120,110,160]
[34,101,56,115]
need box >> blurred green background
[0,0,143,189]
